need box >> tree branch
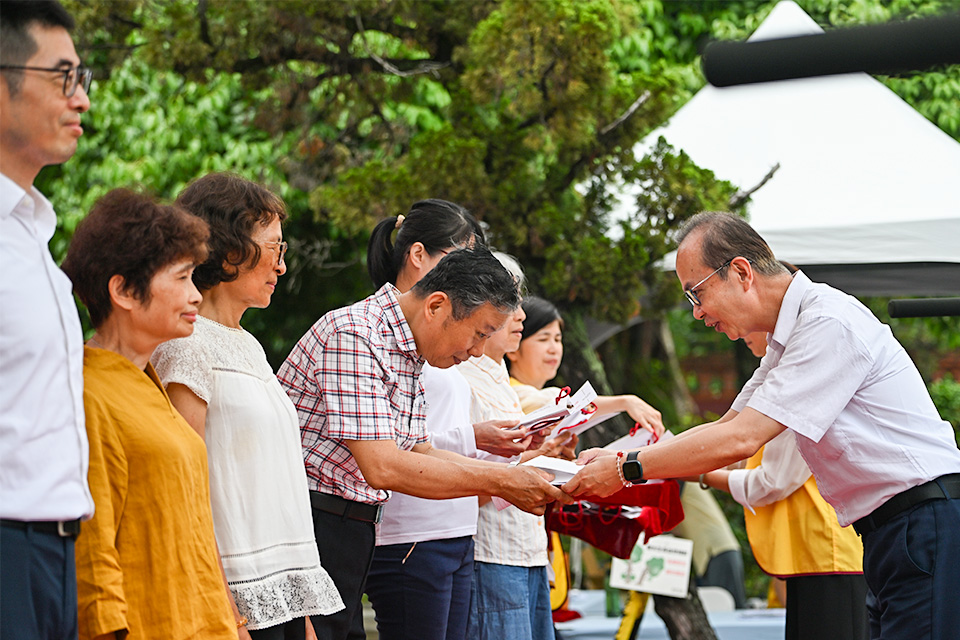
[550,90,654,195]
[353,14,449,78]
[728,162,780,208]
[600,90,650,136]
[197,0,212,47]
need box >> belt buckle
[57,520,78,538]
[373,504,383,525]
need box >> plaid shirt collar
[375,283,422,360]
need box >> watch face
[622,460,642,482]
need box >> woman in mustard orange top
[62,190,236,640]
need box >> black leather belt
[853,473,960,537]
[310,491,383,524]
[1,518,81,539]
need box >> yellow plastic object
[615,590,649,640]
[549,532,570,611]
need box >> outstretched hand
[622,396,665,438]
[538,431,579,460]
[500,465,574,515]
[561,448,623,499]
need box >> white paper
[493,456,581,510]
[521,455,581,486]
[515,381,598,434]
[609,535,693,598]
[555,411,617,437]
[604,427,673,452]
[557,381,598,416]
[514,404,567,434]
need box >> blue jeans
[467,562,555,640]
[366,536,474,640]
[0,524,78,640]
[862,495,960,640]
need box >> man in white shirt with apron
[566,211,960,640]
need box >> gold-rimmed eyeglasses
[0,64,92,98]
[261,241,288,266]
[683,259,732,307]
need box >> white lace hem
[231,566,344,630]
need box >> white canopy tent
[613,0,960,296]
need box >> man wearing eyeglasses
[566,211,960,640]
[1,2,94,638]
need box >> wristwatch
[621,451,646,484]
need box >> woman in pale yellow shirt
[62,190,236,640]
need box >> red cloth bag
[545,480,684,559]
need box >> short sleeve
[317,330,397,441]
[152,337,214,403]
[747,316,872,443]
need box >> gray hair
[677,212,788,277]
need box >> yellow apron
[743,446,863,577]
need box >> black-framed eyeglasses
[683,259,732,307]
[261,241,288,266]
[0,64,92,98]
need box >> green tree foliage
[60,0,728,363]
[930,375,960,438]
[59,0,958,367]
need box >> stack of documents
[515,381,598,434]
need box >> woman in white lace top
[152,173,343,639]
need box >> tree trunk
[659,319,698,418]
[653,573,718,640]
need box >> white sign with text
[609,535,694,598]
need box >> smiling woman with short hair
[62,189,238,640]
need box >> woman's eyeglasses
[261,241,288,266]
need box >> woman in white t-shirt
[363,201,537,640]
[152,173,343,639]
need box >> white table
[556,590,786,640]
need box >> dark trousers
[308,507,376,640]
[249,617,308,640]
[862,495,960,640]
[366,536,474,640]
[0,524,78,640]
[785,574,868,640]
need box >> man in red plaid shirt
[278,246,569,640]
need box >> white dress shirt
[728,430,811,513]
[732,271,960,526]
[458,355,548,567]
[0,173,93,521]
[375,363,479,545]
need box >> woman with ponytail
[364,200,543,640]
